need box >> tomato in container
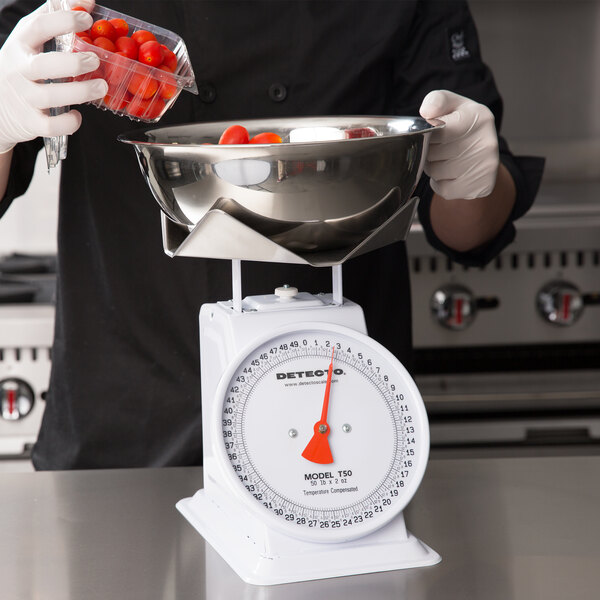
[114,36,137,59]
[71,4,197,123]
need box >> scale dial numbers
[214,324,429,543]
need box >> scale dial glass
[213,323,429,542]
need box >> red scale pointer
[302,348,335,464]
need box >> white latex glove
[0,2,107,153]
[419,90,499,201]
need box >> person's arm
[392,1,543,265]
[418,89,518,254]
[0,2,106,194]
[0,150,12,200]
[0,1,106,216]
[430,161,516,253]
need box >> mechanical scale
[120,116,443,585]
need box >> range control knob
[0,379,34,421]
[536,281,584,326]
[431,285,477,330]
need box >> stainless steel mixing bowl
[118,116,443,254]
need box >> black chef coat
[0,0,544,469]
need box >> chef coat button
[268,82,287,102]
[198,83,216,104]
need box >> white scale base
[177,485,440,586]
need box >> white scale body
[177,285,440,585]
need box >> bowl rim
[117,115,445,148]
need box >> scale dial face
[213,322,429,543]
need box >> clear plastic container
[44,0,74,168]
[72,4,197,122]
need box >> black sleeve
[0,0,46,220]
[393,0,545,267]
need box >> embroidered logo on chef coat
[448,27,471,62]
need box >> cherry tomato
[75,29,91,38]
[157,65,177,100]
[115,36,138,60]
[109,18,129,38]
[104,51,131,91]
[343,127,377,139]
[138,40,163,67]
[73,62,103,83]
[73,35,97,52]
[127,95,164,120]
[131,30,157,45]
[91,19,117,42]
[103,91,130,112]
[160,45,178,72]
[71,6,89,12]
[127,72,159,99]
[249,132,283,144]
[219,125,250,145]
[93,36,116,53]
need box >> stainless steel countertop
[1,455,599,599]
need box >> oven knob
[0,379,34,421]
[536,281,584,326]
[430,285,476,330]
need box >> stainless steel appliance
[407,182,600,450]
[0,254,55,458]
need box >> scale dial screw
[342,424,352,433]
[288,429,298,438]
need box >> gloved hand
[419,90,500,201]
[0,2,107,153]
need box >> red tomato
[75,29,91,38]
[115,36,138,60]
[127,72,159,99]
[104,51,131,91]
[249,132,283,144]
[138,40,163,67]
[219,125,250,145]
[131,30,157,45]
[109,18,129,38]
[160,45,178,71]
[127,95,164,120]
[103,91,130,111]
[157,65,177,100]
[71,6,89,11]
[91,19,117,42]
[93,36,116,53]
[73,63,103,83]
[73,35,98,52]
[343,127,377,139]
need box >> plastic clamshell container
[73,4,197,122]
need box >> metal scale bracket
[161,193,419,267]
